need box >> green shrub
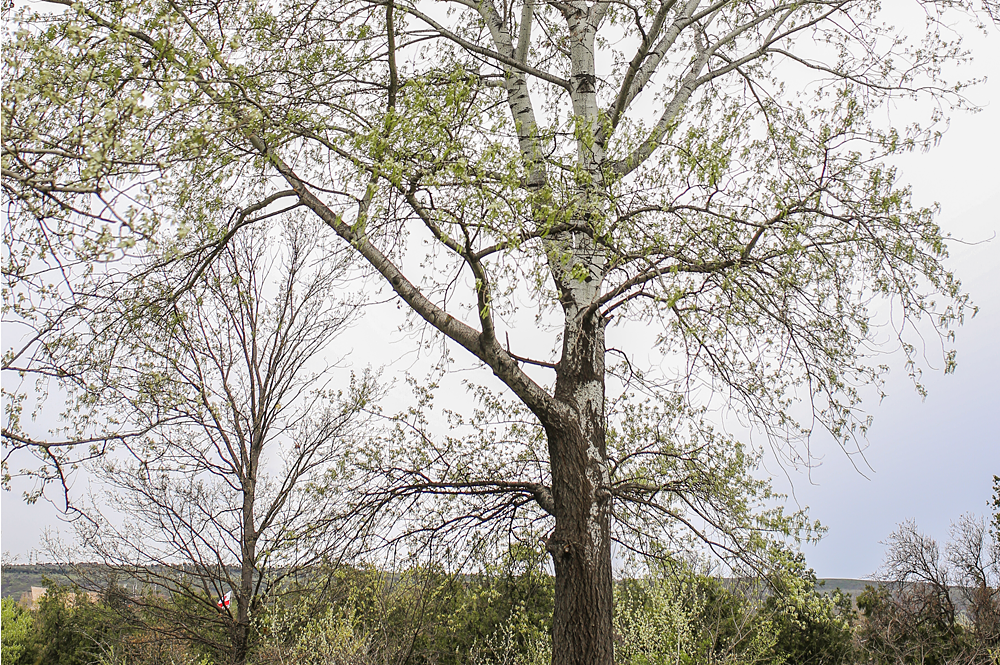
[763,554,856,665]
[1,598,36,665]
[614,567,784,665]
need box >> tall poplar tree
[2,0,982,662]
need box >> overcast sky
[2,8,998,580]
[771,19,1000,578]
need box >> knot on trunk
[572,72,596,94]
[545,536,574,562]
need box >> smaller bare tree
[859,511,999,665]
[948,514,1000,649]
[67,218,378,665]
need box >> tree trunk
[234,448,258,665]
[230,619,250,665]
[546,417,614,665]
[544,258,614,665]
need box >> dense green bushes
[249,546,554,665]
[611,556,857,665]
[3,553,997,665]
[0,583,128,665]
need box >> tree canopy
[1,0,985,662]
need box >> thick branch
[401,4,571,90]
[385,479,556,517]
[604,0,686,136]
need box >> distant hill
[3,563,878,602]
[816,578,876,598]
[2,563,230,600]
[1,564,79,600]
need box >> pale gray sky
[769,20,1000,577]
